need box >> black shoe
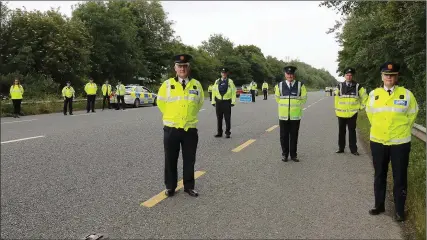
[369,206,385,215]
[225,135,230,138]
[282,156,288,162]
[70,113,73,115]
[291,157,300,162]
[352,152,360,156]
[165,189,175,197]
[64,113,67,115]
[184,189,199,197]
[394,213,405,222]
[16,115,20,118]
[87,111,90,113]
[336,149,344,153]
[214,134,222,138]
[92,111,96,113]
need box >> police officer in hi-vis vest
[212,67,236,138]
[334,67,368,155]
[84,78,97,113]
[208,83,213,101]
[262,80,269,100]
[275,66,307,162]
[156,54,204,198]
[62,81,75,115]
[102,80,112,110]
[366,62,418,222]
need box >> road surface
[1,91,403,239]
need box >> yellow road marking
[232,139,256,152]
[266,125,278,132]
[140,170,206,208]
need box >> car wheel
[153,97,157,106]
[134,98,140,108]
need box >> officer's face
[382,74,398,87]
[221,72,227,79]
[345,73,353,81]
[175,64,190,78]
[105,81,109,84]
[285,72,295,80]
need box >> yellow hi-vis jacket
[10,85,24,99]
[366,86,419,145]
[334,81,368,118]
[62,86,75,98]
[250,81,257,90]
[262,82,268,90]
[208,85,213,92]
[85,82,97,95]
[115,84,126,96]
[275,80,307,120]
[157,77,204,131]
[211,78,237,105]
[102,84,112,96]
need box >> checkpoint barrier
[239,93,252,103]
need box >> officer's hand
[231,104,234,107]
[212,104,215,107]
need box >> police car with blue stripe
[110,84,157,108]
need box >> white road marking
[1,119,38,124]
[71,113,93,117]
[1,135,45,144]
[303,108,307,110]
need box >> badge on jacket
[189,90,198,95]
[394,100,407,106]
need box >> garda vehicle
[110,84,157,108]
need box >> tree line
[320,1,426,124]
[0,0,338,99]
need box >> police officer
[262,80,269,100]
[366,62,418,222]
[334,68,368,155]
[84,78,97,113]
[115,80,126,110]
[208,83,213,101]
[157,54,204,197]
[275,66,307,162]
[9,79,24,118]
[62,81,75,115]
[250,80,257,102]
[102,80,112,110]
[212,67,236,138]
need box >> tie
[387,90,392,95]
[182,80,186,89]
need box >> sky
[5,1,343,81]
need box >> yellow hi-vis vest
[208,85,213,92]
[102,84,112,96]
[62,86,75,98]
[366,86,419,145]
[85,82,97,95]
[334,82,368,118]
[156,77,204,131]
[211,78,236,105]
[262,82,268,90]
[275,80,307,120]
[10,85,24,99]
[115,84,126,96]
[250,82,257,90]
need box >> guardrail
[412,123,426,142]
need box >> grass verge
[357,110,426,240]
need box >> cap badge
[180,55,185,61]
[387,64,393,70]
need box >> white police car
[110,84,157,108]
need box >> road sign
[239,94,252,103]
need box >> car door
[142,87,153,104]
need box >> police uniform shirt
[384,86,395,95]
[286,80,295,89]
[178,77,189,87]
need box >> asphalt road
[1,91,403,239]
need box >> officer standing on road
[334,68,368,155]
[208,83,213,101]
[262,80,269,100]
[115,80,126,110]
[156,54,204,198]
[62,81,75,115]
[366,62,418,222]
[275,66,307,162]
[9,79,24,118]
[84,78,97,113]
[250,80,257,102]
[102,80,112,110]
[212,67,236,138]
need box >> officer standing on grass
[156,54,204,198]
[102,80,112,110]
[262,80,269,100]
[62,81,75,115]
[275,66,307,162]
[84,78,97,113]
[366,62,419,222]
[334,67,368,155]
[212,67,236,138]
